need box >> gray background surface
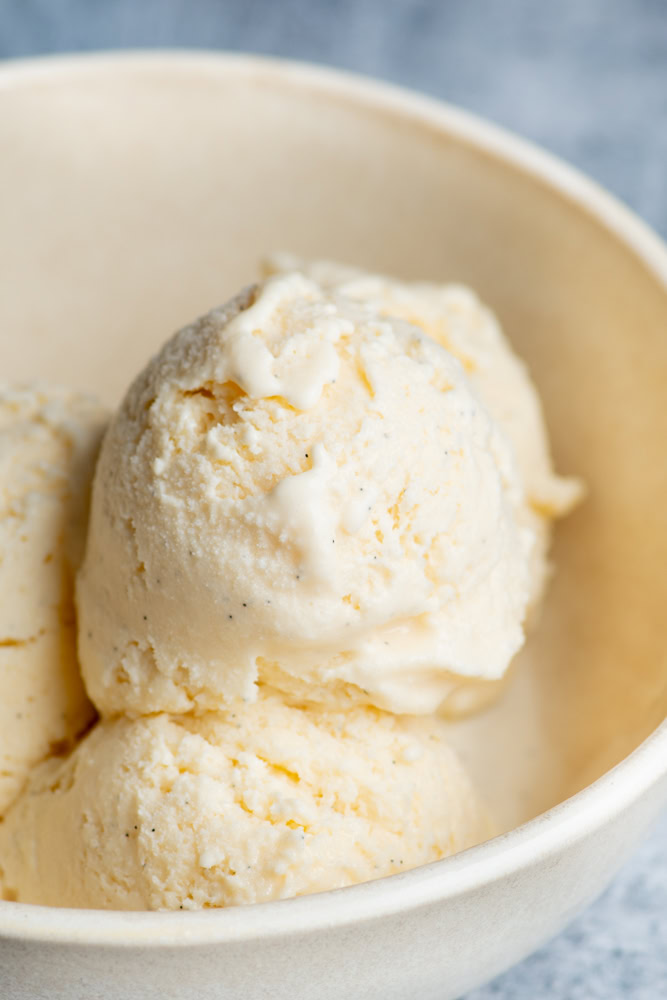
[1,1,666,997]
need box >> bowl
[0,51,666,1000]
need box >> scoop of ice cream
[0,384,108,815]
[0,693,492,910]
[77,272,538,718]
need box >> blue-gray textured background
[1,2,666,998]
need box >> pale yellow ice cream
[0,691,491,910]
[0,264,582,912]
[264,255,583,623]
[78,272,539,718]
[0,385,107,815]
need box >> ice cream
[0,385,107,815]
[264,255,583,620]
[77,271,540,719]
[0,691,491,909]
[0,260,582,913]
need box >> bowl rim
[0,48,666,948]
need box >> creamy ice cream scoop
[0,385,107,815]
[77,272,538,717]
[0,692,492,910]
[263,256,584,633]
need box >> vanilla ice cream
[0,262,584,914]
[0,691,491,910]
[264,255,583,621]
[78,272,539,718]
[0,385,107,814]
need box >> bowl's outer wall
[1,53,667,1000]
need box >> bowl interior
[1,54,666,833]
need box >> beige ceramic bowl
[0,51,666,1000]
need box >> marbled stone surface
[1,2,666,997]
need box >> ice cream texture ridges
[0,692,492,909]
[77,269,568,719]
[263,255,582,514]
[0,385,107,815]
